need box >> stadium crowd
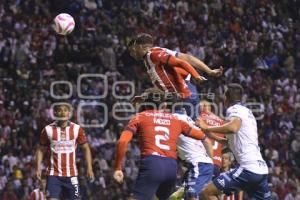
[0,0,299,199]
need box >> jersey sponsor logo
[153,118,171,125]
[51,140,75,153]
[205,118,221,126]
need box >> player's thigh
[200,182,221,200]
[185,163,214,199]
[46,176,62,199]
[132,156,162,200]
[212,167,246,196]
[62,176,81,200]
[248,175,271,200]
[155,156,177,200]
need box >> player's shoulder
[226,103,248,117]
[139,110,173,118]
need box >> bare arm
[178,53,223,76]
[81,143,94,180]
[35,145,46,180]
[198,117,242,134]
[203,137,213,159]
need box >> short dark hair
[128,33,153,47]
[225,83,244,104]
[53,102,71,112]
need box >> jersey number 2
[154,126,170,150]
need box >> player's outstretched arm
[198,117,241,134]
[167,55,205,81]
[178,53,223,77]
[113,130,133,183]
[81,143,94,181]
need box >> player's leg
[200,167,245,200]
[200,183,221,200]
[243,172,271,200]
[169,186,185,200]
[46,176,62,200]
[62,176,81,200]
[185,163,214,200]
[131,156,164,200]
[155,157,177,200]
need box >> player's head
[128,33,153,60]
[221,149,233,171]
[224,83,244,108]
[200,100,212,113]
[53,103,71,121]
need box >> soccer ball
[53,13,75,35]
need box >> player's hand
[86,168,95,182]
[35,168,42,181]
[113,170,124,184]
[209,66,223,77]
[216,136,228,145]
[194,76,207,85]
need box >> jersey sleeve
[150,49,172,65]
[39,128,49,146]
[124,115,139,134]
[226,105,243,120]
[181,120,206,140]
[77,127,88,145]
[163,48,178,57]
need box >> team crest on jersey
[217,178,225,187]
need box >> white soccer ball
[53,13,75,35]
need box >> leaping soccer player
[128,33,223,119]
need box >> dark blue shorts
[184,162,214,199]
[183,81,200,120]
[47,176,80,199]
[213,164,221,178]
[132,155,177,200]
[213,167,271,200]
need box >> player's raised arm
[177,52,223,77]
[165,55,204,80]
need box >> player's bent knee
[200,183,220,200]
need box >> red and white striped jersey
[143,47,200,98]
[29,189,45,200]
[39,122,87,177]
